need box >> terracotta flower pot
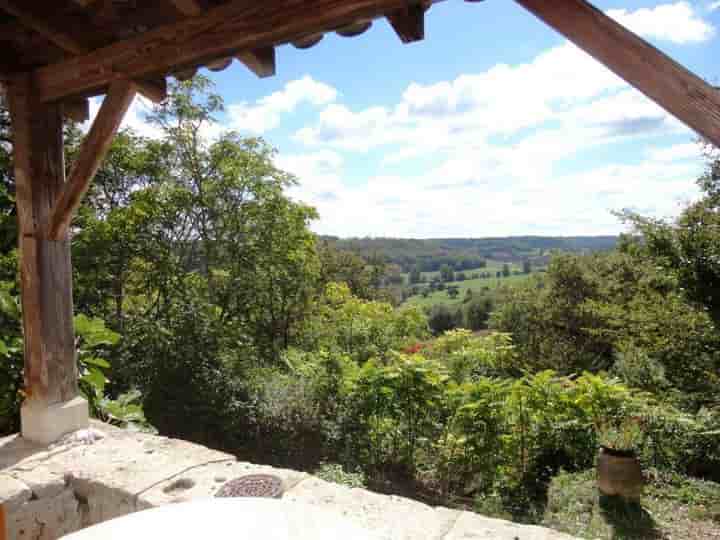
[597,446,644,500]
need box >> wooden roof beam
[1,1,167,103]
[34,0,415,103]
[387,3,426,43]
[64,98,89,123]
[48,79,137,240]
[0,0,91,54]
[136,78,167,103]
[236,48,276,78]
[515,0,720,148]
[169,0,204,17]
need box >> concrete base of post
[21,396,89,445]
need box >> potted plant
[596,417,644,500]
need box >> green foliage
[464,295,494,330]
[344,353,448,475]
[314,463,366,488]
[491,250,720,408]
[425,329,519,381]
[542,469,720,540]
[0,281,22,434]
[97,390,155,432]
[326,236,617,273]
[427,304,461,335]
[74,314,120,416]
[120,275,247,450]
[301,283,428,363]
[621,156,720,327]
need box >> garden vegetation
[0,78,719,537]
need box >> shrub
[428,305,460,335]
[426,330,520,381]
[314,462,366,488]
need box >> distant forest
[322,236,619,272]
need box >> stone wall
[0,423,576,540]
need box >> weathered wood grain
[6,75,78,406]
[236,48,276,78]
[515,0,720,147]
[0,0,93,54]
[387,3,426,44]
[64,98,90,123]
[48,79,136,240]
[136,78,168,104]
[169,0,205,17]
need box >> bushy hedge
[247,330,720,501]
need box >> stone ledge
[1,423,578,540]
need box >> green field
[403,266,535,309]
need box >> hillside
[322,236,618,272]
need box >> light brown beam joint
[237,48,277,78]
[47,79,137,240]
[515,0,720,148]
[387,3,425,43]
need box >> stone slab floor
[0,422,576,540]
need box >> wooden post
[6,74,88,445]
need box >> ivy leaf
[82,356,111,369]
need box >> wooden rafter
[64,98,89,123]
[237,47,276,78]
[47,79,137,240]
[136,78,167,103]
[0,0,167,104]
[515,0,720,147]
[34,0,415,103]
[0,0,98,54]
[169,0,204,17]
[387,3,425,44]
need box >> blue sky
[114,0,720,238]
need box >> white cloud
[294,2,714,155]
[283,135,704,238]
[227,76,337,134]
[294,41,680,155]
[710,1,720,12]
[83,95,164,140]
[646,142,702,161]
[279,2,712,237]
[608,2,715,43]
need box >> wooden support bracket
[387,3,426,43]
[236,47,276,78]
[64,98,90,123]
[47,79,137,240]
[136,78,167,104]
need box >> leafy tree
[143,77,321,362]
[440,264,455,282]
[502,263,511,277]
[621,152,720,327]
[465,296,494,330]
[428,304,460,335]
[301,283,428,363]
[73,130,170,329]
[447,285,460,299]
[317,241,379,301]
[463,288,473,304]
[409,265,423,284]
[522,260,532,274]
